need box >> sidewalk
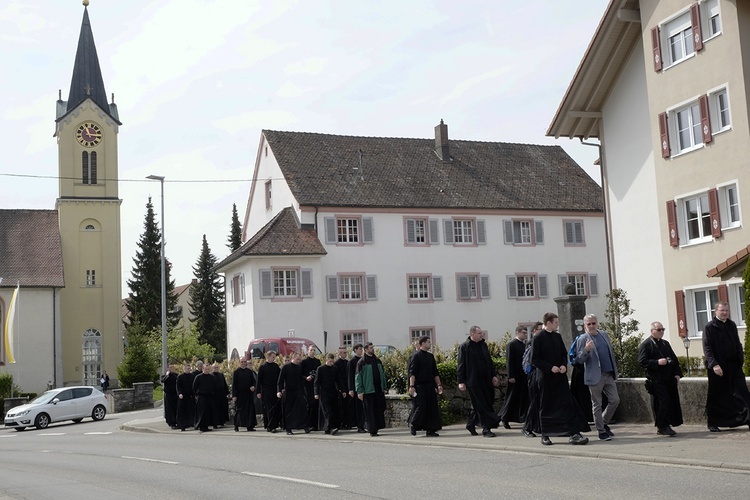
[121,418,750,472]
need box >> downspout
[580,138,614,292]
[53,288,58,388]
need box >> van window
[249,342,266,359]
[269,342,279,354]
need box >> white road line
[241,472,339,489]
[122,456,179,465]
[38,433,65,436]
[84,432,112,435]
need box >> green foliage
[677,355,707,377]
[438,397,461,425]
[744,257,750,375]
[437,359,457,388]
[598,288,644,377]
[161,324,216,365]
[379,345,415,394]
[118,323,159,388]
[188,235,226,358]
[227,203,242,252]
[0,373,20,398]
[124,197,180,335]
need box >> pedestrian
[334,346,352,429]
[407,336,443,437]
[232,357,258,432]
[315,353,342,435]
[300,345,321,431]
[355,342,387,437]
[161,364,178,429]
[212,363,230,428]
[532,312,590,446]
[100,370,110,392]
[573,314,620,441]
[256,351,281,432]
[348,343,366,433]
[192,363,215,433]
[457,325,501,437]
[499,326,530,431]
[277,351,310,435]
[522,321,543,438]
[638,321,683,436]
[569,331,594,424]
[702,302,750,432]
[191,360,204,428]
[175,363,195,431]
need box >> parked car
[375,345,397,357]
[246,337,322,360]
[4,386,107,431]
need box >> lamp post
[146,174,167,375]
[682,336,691,377]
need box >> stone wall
[109,382,154,413]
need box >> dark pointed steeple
[60,3,120,123]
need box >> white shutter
[325,217,336,244]
[503,220,513,244]
[443,219,454,244]
[326,276,339,301]
[480,275,490,299]
[538,275,548,298]
[534,221,544,244]
[259,269,273,299]
[362,217,374,243]
[301,269,313,297]
[432,276,443,300]
[588,274,599,296]
[476,220,487,244]
[428,219,440,245]
[506,276,518,298]
[458,275,470,299]
[230,276,236,305]
[365,275,378,300]
[574,222,584,244]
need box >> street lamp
[146,174,167,375]
[682,336,691,377]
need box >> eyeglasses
[585,322,597,326]
[653,328,665,332]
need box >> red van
[246,337,322,360]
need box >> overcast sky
[0,0,609,296]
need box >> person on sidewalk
[355,342,388,437]
[407,335,443,437]
[458,325,501,437]
[161,364,178,429]
[334,346,352,429]
[702,302,750,432]
[232,357,258,432]
[212,363,230,428]
[532,312,590,446]
[300,345,321,431]
[498,326,530,431]
[522,322,543,438]
[277,351,310,435]
[192,363,216,433]
[256,351,281,432]
[315,353,343,435]
[175,363,195,431]
[574,314,620,441]
[638,321,683,436]
[348,343,366,433]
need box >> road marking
[0,435,16,438]
[241,472,339,489]
[84,432,112,435]
[38,433,65,436]
[122,456,179,465]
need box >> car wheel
[35,413,51,429]
[14,427,26,432]
[92,405,106,421]
[72,418,83,423]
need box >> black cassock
[348,355,365,430]
[161,371,178,428]
[703,318,750,428]
[315,364,341,433]
[499,338,529,425]
[334,357,352,428]
[212,371,230,425]
[457,337,501,433]
[278,362,308,431]
[638,336,683,429]
[300,356,321,430]
[407,350,442,432]
[532,330,590,437]
[175,372,195,431]
[256,361,281,430]
[192,372,215,431]
[232,367,258,430]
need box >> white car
[4,386,107,431]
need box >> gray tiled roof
[216,207,326,270]
[263,129,603,212]
[0,210,64,288]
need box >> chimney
[434,119,450,161]
[191,278,198,286]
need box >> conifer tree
[117,322,159,387]
[228,203,242,252]
[189,235,226,358]
[125,197,179,333]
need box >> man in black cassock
[161,364,178,429]
[256,351,281,432]
[191,360,204,428]
[499,326,529,431]
[334,346,351,429]
[175,363,195,431]
[348,343,366,432]
[458,325,501,437]
[315,353,343,434]
[212,363,230,427]
[407,336,443,437]
[522,322,543,438]
[638,321,683,436]
[192,364,215,433]
[277,351,309,434]
[532,313,589,446]
[702,302,750,432]
[355,342,387,437]
[300,345,321,431]
[232,357,258,432]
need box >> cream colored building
[549,0,749,344]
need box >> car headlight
[16,410,30,416]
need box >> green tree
[598,288,644,377]
[124,197,179,334]
[118,323,159,387]
[228,203,242,252]
[146,324,216,365]
[188,235,226,358]
[743,258,750,375]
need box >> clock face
[76,122,103,147]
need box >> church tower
[55,1,123,385]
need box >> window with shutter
[432,276,443,300]
[239,274,246,303]
[272,269,298,298]
[480,275,490,299]
[506,275,518,299]
[362,217,374,243]
[664,11,694,66]
[588,274,599,296]
[534,221,544,245]
[707,188,721,238]
[443,219,454,244]
[365,275,377,300]
[651,26,662,72]
[301,269,313,298]
[428,219,440,245]
[699,94,712,144]
[324,217,336,244]
[538,275,548,298]
[718,182,740,229]
[476,220,486,244]
[405,217,429,245]
[666,200,679,247]
[658,112,670,158]
[407,275,431,302]
[456,274,480,301]
[688,287,719,336]
[690,3,703,52]
[503,220,514,245]
[259,269,273,299]
[326,276,339,301]
[563,220,584,245]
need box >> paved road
[0,409,748,499]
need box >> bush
[0,373,20,398]
[118,323,159,388]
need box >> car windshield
[28,391,60,405]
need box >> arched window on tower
[81,151,98,185]
[82,328,102,386]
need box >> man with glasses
[638,322,683,436]
[573,314,620,441]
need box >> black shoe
[522,429,536,438]
[304,427,311,434]
[502,421,511,430]
[541,436,553,446]
[598,432,612,441]
[331,428,339,435]
[604,424,615,437]
[271,428,278,433]
[234,427,239,432]
[708,425,721,432]
[466,424,479,436]
[181,428,185,432]
[569,433,588,445]
[410,426,417,436]
[286,430,294,435]
[482,431,496,438]
[657,426,676,436]
[370,432,379,437]
[357,428,367,433]
[426,431,439,437]
[247,428,255,432]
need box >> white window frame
[82,329,102,386]
[702,0,721,39]
[410,327,435,347]
[708,86,731,133]
[407,275,431,302]
[717,180,741,230]
[663,10,694,68]
[686,285,719,337]
[736,284,746,328]
[337,218,360,244]
[677,191,712,245]
[672,100,702,154]
[339,275,363,301]
[341,330,367,347]
[453,219,474,245]
[231,273,246,306]
[507,274,548,300]
[86,269,96,287]
[273,269,298,297]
